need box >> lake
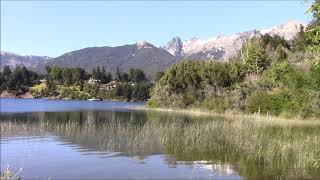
[1,98,319,179]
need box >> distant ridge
[0,51,51,70]
[1,20,305,78]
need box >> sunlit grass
[135,107,320,126]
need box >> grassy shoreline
[132,106,320,125]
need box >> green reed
[1,111,319,179]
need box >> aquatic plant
[1,110,320,179]
[314,159,320,169]
[0,166,22,180]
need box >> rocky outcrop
[163,37,184,56]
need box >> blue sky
[1,1,312,57]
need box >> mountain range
[1,20,304,78]
[0,51,51,70]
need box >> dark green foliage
[160,60,245,94]
[101,67,112,84]
[115,82,152,101]
[79,80,84,91]
[2,66,12,79]
[0,66,39,93]
[116,66,121,80]
[115,83,133,101]
[1,63,152,101]
[92,67,97,79]
[154,72,165,82]
[246,90,292,116]
[242,38,269,74]
[226,61,247,83]
[160,61,204,94]
[45,66,88,85]
[129,69,147,83]
[261,34,290,50]
[132,82,152,101]
[91,66,112,83]
[150,60,247,108]
[115,67,130,82]
[310,59,320,87]
[292,25,308,52]
[308,0,320,25]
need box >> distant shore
[0,91,145,102]
[0,91,33,99]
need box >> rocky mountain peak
[163,19,305,60]
[136,41,154,49]
[262,19,305,40]
[163,36,183,56]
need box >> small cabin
[100,80,117,91]
[88,77,100,84]
[39,79,47,83]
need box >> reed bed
[1,110,320,178]
[134,107,320,126]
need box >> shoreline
[131,106,320,125]
[2,96,319,124]
[0,93,146,103]
[0,97,146,103]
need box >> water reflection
[1,110,320,179]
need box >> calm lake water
[1,98,319,179]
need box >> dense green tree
[1,66,39,93]
[116,66,121,80]
[62,68,73,86]
[132,82,152,100]
[96,66,101,80]
[226,61,246,84]
[91,67,97,79]
[261,34,289,50]
[115,83,132,100]
[79,80,84,91]
[72,67,86,84]
[2,66,12,80]
[129,68,147,83]
[242,40,269,74]
[202,62,233,90]
[100,67,112,84]
[293,25,308,51]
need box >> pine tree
[91,67,97,79]
[116,66,121,81]
[101,66,107,83]
[243,41,268,74]
[96,66,101,80]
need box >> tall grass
[1,110,320,179]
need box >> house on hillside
[88,77,100,84]
[39,79,47,83]
[100,80,117,91]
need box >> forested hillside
[148,1,320,118]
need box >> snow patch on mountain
[163,19,305,60]
[136,41,154,49]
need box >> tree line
[1,65,154,101]
[0,66,39,94]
